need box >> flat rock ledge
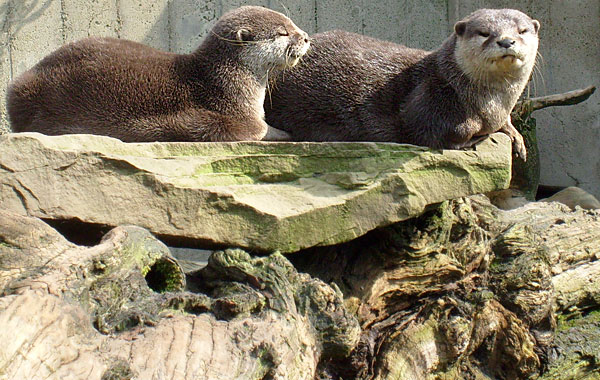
[0,132,511,252]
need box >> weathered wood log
[0,210,359,379]
[2,196,600,379]
[510,111,540,200]
[513,86,597,117]
[291,196,600,379]
[540,310,600,380]
[510,86,596,200]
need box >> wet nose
[301,31,310,44]
[294,32,309,44]
[497,38,515,49]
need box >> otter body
[8,6,309,142]
[265,9,539,159]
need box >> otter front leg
[500,118,527,161]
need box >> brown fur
[265,9,539,159]
[7,6,309,142]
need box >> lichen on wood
[0,210,360,379]
[2,168,600,379]
[292,196,600,379]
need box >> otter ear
[532,20,540,33]
[236,28,252,42]
[454,21,466,36]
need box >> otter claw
[501,121,527,161]
[513,138,527,161]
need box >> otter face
[454,9,539,82]
[215,6,310,74]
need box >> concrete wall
[1,0,598,197]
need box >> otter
[7,6,310,142]
[265,8,539,160]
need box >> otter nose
[301,32,310,44]
[294,32,309,44]
[497,38,515,49]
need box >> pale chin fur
[488,54,525,72]
[287,56,301,67]
[287,42,310,67]
[241,35,309,79]
[455,36,536,85]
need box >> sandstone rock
[0,132,511,252]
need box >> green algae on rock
[0,132,511,252]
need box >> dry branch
[514,86,596,117]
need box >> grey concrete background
[1,0,598,197]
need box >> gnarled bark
[2,195,599,379]
[292,196,600,379]
[0,210,359,380]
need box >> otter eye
[236,28,252,42]
[519,29,529,34]
[478,31,490,38]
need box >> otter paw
[513,135,527,161]
[501,122,527,161]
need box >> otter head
[212,6,310,76]
[453,9,539,84]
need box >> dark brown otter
[265,8,539,160]
[7,6,309,142]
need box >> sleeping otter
[7,6,310,142]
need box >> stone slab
[0,132,511,252]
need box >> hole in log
[145,263,169,293]
[145,257,185,293]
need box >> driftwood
[291,196,600,379]
[513,86,597,117]
[2,193,600,379]
[0,210,359,379]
